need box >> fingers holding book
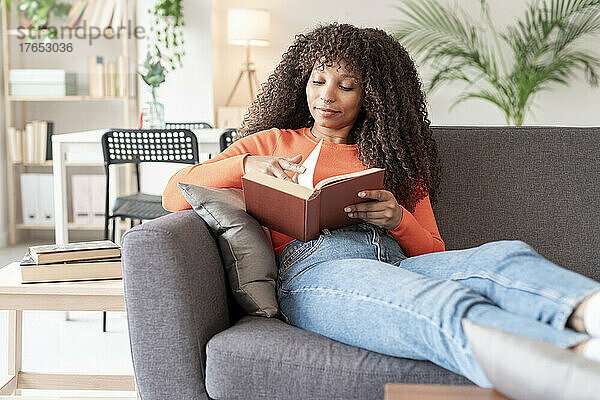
[344,189,404,230]
[244,154,306,183]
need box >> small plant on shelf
[6,0,71,41]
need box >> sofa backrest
[431,126,599,282]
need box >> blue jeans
[276,223,600,387]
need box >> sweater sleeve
[162,129,281,211]
[388,195,445,257]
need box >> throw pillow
[462,319,600,400]
[178,183,279,317]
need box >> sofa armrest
[122,209,230,400]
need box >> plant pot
[19,11,31,29]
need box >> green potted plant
[392,0,600,125]
[138,46,167,128]
[9,0,71,41]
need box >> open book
[242,168,385,242]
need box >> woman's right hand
[243,154,306,182]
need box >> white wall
[137,0,214,195]
[211,0,600,126]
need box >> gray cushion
[463,319,600,400]
[178,183,279,317]
[432,126,600,282]
[205,316,472,400]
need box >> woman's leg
[393,240,600,331]
[277,257,590,388]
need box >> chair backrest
[219,128,236,152]
[102,128,199,166]
[165,121,213,129]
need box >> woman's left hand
[344,190,404,230]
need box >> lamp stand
[225,44,261,106]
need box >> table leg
[52,140,68,245]
[4,310,23,395]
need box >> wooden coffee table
[0,262,139,398]
[385,384,510,399]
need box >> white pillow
[463,319,600,400]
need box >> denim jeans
[276,223,600,387]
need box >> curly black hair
[238,23,441,212]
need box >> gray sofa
[122,126,600,400]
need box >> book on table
[20,255,122,284]
[28,240,121,265]
[242,167,385,242]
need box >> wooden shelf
[16,223,104,231]
[9,96,133,102]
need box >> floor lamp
[225,8,270,106]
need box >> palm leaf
[392,0,600,125]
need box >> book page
[314,168,385,191]
[295,139,323,190]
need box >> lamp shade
[227,8,270,47]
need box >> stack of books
[20,240,122,284]
[9,69,77,97]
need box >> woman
[163,23,600,386]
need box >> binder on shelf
[38,174,55,225]
[20,174,39,224]
[72,174,106,226]
[90,174,107,226]
[20,173,54,226]
[72,175,90,225]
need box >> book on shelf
[28,240,121,264]
[88,55,125,97]
[20,120,54,164]
[111,0,124,31]
[20,254,122,283]
[65,0,87,29]
[97,0,115,29]
[7,127,22,163]
[242,168,385,242]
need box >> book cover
[242,168,385,242]
[29,240,120,264]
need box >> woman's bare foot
[567,291,600,335]
[572,340,588,354]
[568,296,590,333]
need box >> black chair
[219,128,237,152]
[165,121,213,129]
[101,128,199,332]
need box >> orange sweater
[163,127,445,258]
